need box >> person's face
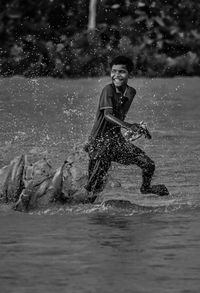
[111,64,129,88]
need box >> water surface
[0,77,200,293]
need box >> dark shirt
[90,83,136,140]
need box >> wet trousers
[85,135,155,193]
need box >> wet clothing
[85,83,155,194]
[85,134,155,193]
[90,83,136,140]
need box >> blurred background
[0,0,200,78]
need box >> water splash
[23,195,200,217]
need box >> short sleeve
[99,85,113,110]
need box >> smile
[113,78,123,82]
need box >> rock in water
[0,165,10,191]
[23,157,53,183]
[1,154,25,202]
[47,161,67,202]
[14,176,52,212]
[62,151,88,198]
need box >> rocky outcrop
[0,148,122,212]
[0,154,25,203]
[0,150,88,211]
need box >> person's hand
[127,121,151,139]
[129,123,143,133]
[138,121,151,139]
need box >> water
[0,77,200,292]
[1,207,200,293]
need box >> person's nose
[114,71,121,77]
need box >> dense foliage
[0,0,200,77]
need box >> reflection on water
[0,77,200,292]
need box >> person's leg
[135,154,169,195]
[133,153,155,192]
[113,140,169,196]
[114,143,155,189]
[85,156,111,194]
[82,138,112,202]
[71,156,111,204]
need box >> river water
[0,77,200,293]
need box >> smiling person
[83,55,169,202]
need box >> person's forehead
[111,64,128,70]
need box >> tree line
[0,0,200,78]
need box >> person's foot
[140,184,169,196]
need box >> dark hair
[110,56,134,73]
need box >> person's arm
[104,108,140,132]
[99,85,146,133]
